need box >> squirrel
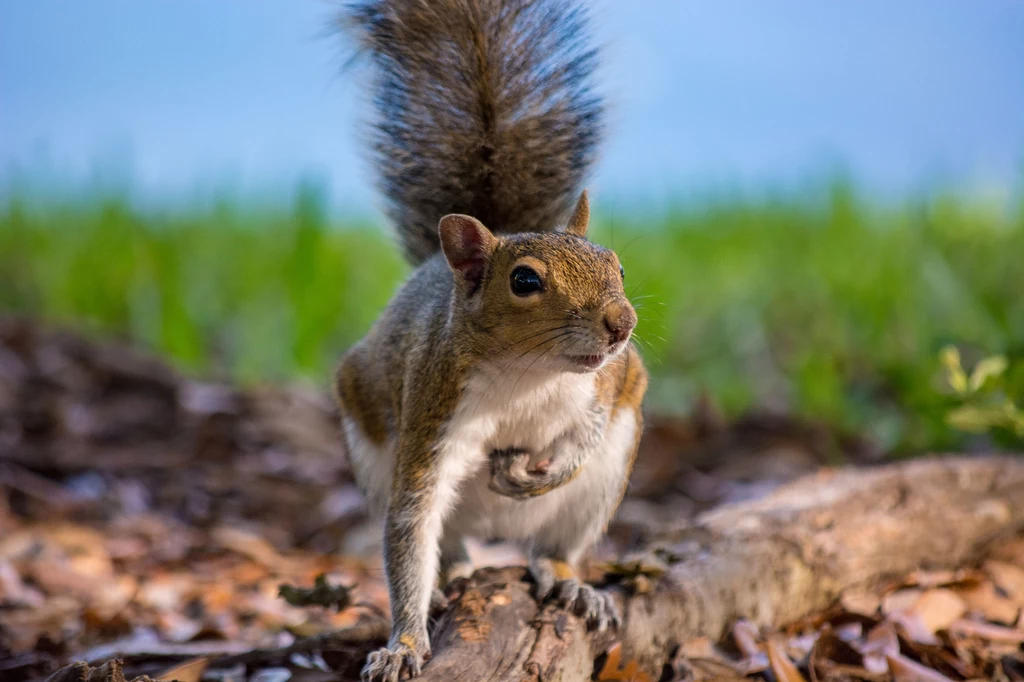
[334,1,648,679]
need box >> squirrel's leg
[363,439,468,682]
[525,405,643,633]
[430,531,472,612]
[439,530,473,583]
[527,464,623,634]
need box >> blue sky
[2,1,1022,210]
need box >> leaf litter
[2,318,1023,681]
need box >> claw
[429,587,449,613]
[361,641,427,682]
[556,577,580,607]
[533,570,555,601]
[536,577,620,632]
[488,448,536,499]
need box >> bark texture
[420,456,1024,681]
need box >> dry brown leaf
[138,573,194,612]
[89,575,137,619]
[885,653,954,682]
[733,619,762,657]
[766,638,808,682]
[904,589,967,637]
[29,560,104,600]
[986,560,1024,604]
[787,632,819,660]
[597,642,653,682]
[0,558,44,607]
[949,618,1024,643]
[212,526,290,570]
[155,611,204,643]
[889,610,941,645]
[156,658,208,682]
[229,561,269,584]
[861,621,900,657]
[43,524,109,556]
[667,639,748,682]
[841,590,881,617]
[858,621,899,675]
[833,621,863,642]
[956,580,1020,624]
[201,582,236,613]
[896,633,978,679]
[0,528,40,563]
[882,589,923,616]
[808,628,880,682]
[0,594,82,653]
[879,587,962,645]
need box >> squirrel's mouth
[566,353,606,370]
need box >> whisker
[626,275,654,299]
[615,231,656,259]
[505,334,578,412]
[471,329,576,419]
[476,317,587,334]
[489,324,577,353]
[503,331,579,411]
[629,337,663,367]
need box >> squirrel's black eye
[619,263,625,281]
[510,266,544,296]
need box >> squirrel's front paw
[361,638,428,682]
[488,448,550,499]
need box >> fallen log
[420,456,1024,681]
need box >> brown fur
[343,0,602,263]
[333,1,645,679]
[335,212,648,679]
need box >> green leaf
[1005,402,1024,435]
[945,405,1001,433]
[969,355,1008,392]
[939,346,961,370]
[940,346,968,394]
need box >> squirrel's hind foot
[531,562,620,633]
[550,578,620,632]
[361,642,425,682]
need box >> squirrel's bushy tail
[344,0,603,264]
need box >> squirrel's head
[439,191,637,374]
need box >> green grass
[2,182,1023,454]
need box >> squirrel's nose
[603,301,637,346]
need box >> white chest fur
[426,368,598,521]
[441,367,635,550]
[452,367,598,455]
[344,365,636,552]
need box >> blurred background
[3,0,1024,455]
[3,3,1024,679]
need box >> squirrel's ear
[565,190,590,237]
[439,214,496,293]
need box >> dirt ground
[2,318,1023,682]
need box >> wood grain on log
[419,456,1024,681]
